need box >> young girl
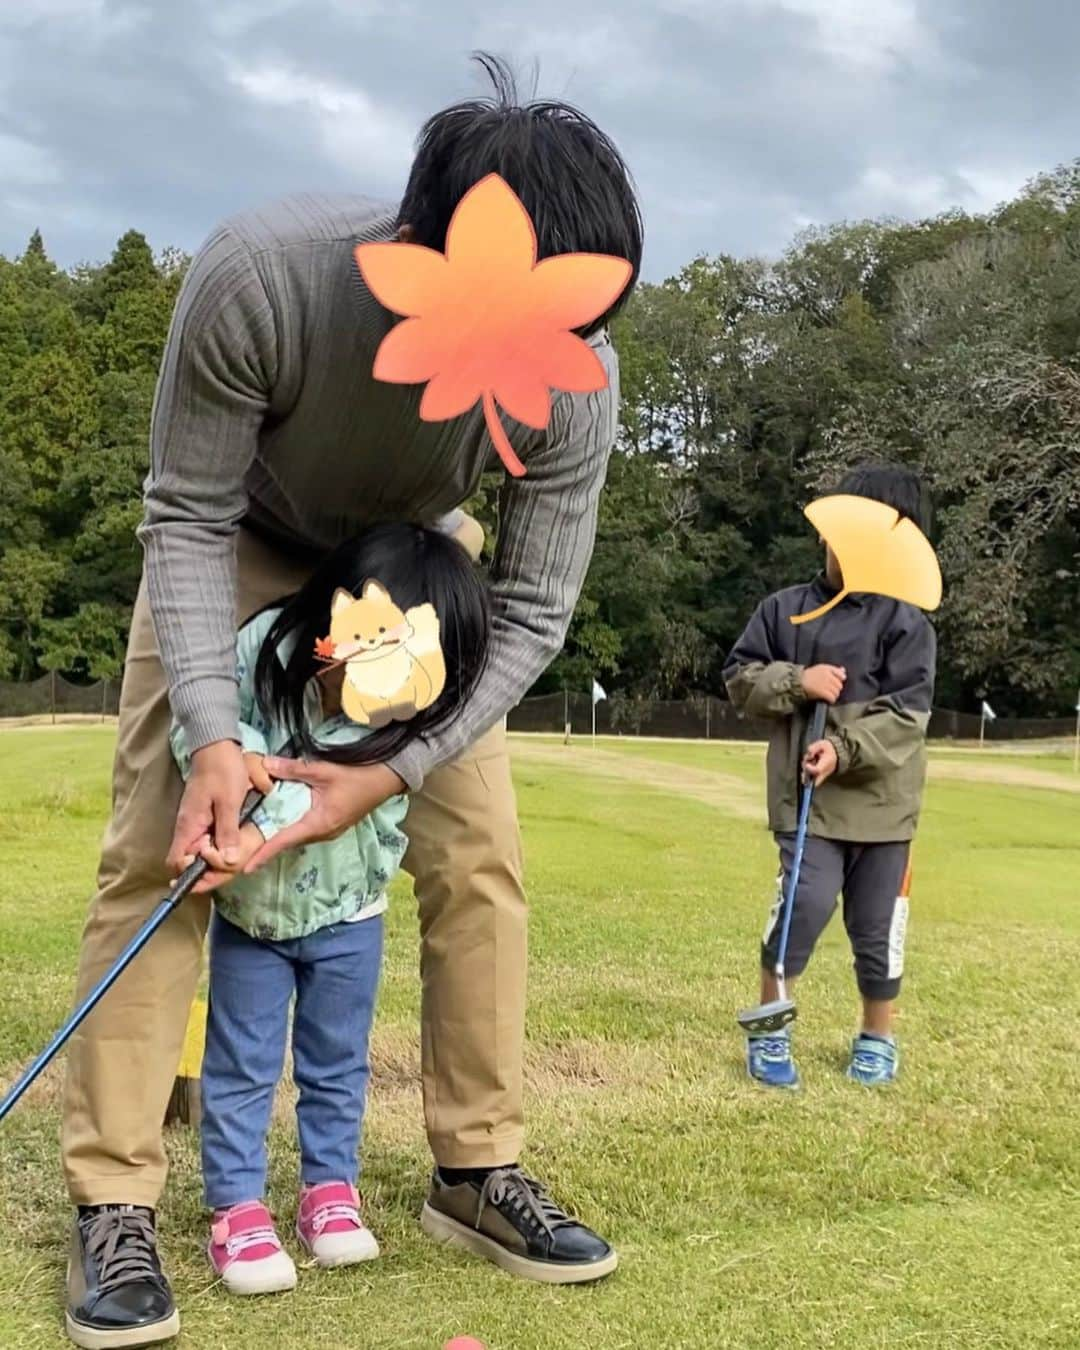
[169,521,490,1295]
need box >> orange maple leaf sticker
[354,173,632,477]
[313,635,335,661]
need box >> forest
[1,163,1078,716]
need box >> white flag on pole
[592,679,607,705]
[981,700,996,721]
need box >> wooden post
[705,697,711,740]
[101,678,108,724]
[51,669,56,725]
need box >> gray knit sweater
[138,193,619,790]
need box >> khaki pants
[61,528,527,1206]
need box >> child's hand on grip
[801,664,846,704]
[803,739,839,786]
[243,752,274,796]
[177,820,266,894]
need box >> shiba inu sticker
[314,581,445,727]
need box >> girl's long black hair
[254,523,491,766]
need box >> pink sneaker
[208,1201,297,1296]
[297,1182,379,1268]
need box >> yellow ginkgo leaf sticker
[791,494,942,626]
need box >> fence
[0,677,1074,743]
[0,673,120,721]
[506,692,1078,742]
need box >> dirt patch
[929,760,1079,795]
[525,1038,666,1094]
[369,1027,422,1096]
[366,1029,663,1098]
[0,1059,63,1113]
[512,740,763,822]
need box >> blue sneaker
[846,1033,898,1085]
[747,1030,799,1089]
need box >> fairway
[1,726,1079,1349]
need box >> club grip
[808,702,828,742]
[166,787,267,905]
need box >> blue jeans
[200,910,384,1209]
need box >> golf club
[0,787,267,1125]
[736,701,828,1036]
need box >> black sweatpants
[761,835,911,1000]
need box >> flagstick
[980,710,985,749]
[1073,687,1079,774]
[592,692,597,750]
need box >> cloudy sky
[0,0,1075,278]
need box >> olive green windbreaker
[723,577,937,843]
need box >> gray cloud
[0,0,1076,277]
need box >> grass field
[1,726,1078,1349]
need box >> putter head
[736,998,797,1035]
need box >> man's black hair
[398,52,643,334]
[835,461,932,537]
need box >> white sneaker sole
[420,1203,618,1285]
[64,1307,180,1349]
[209,1246,297,1296]
[297,1224,380,1269]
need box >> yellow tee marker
[791,494,942,626]
[165,996,207,1128]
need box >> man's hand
[166,749,274,879]
[166,739,252,876]
[801,664,847,705]
[175,820,266,894]
[803,739,839,786]
[242,758,406,873]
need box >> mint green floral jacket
[169,607,409,942]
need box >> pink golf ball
[443,1340,487,1350]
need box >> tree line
[1,165,1078,716]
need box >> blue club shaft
[0,791,265,1125]
[773,702,828,982]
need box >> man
[61,54,642,1349]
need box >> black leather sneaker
[66,1206,179,1348]
[421,1166,618,1284]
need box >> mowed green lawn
[1,726,1079,1349]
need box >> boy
[723,463,937,1089]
